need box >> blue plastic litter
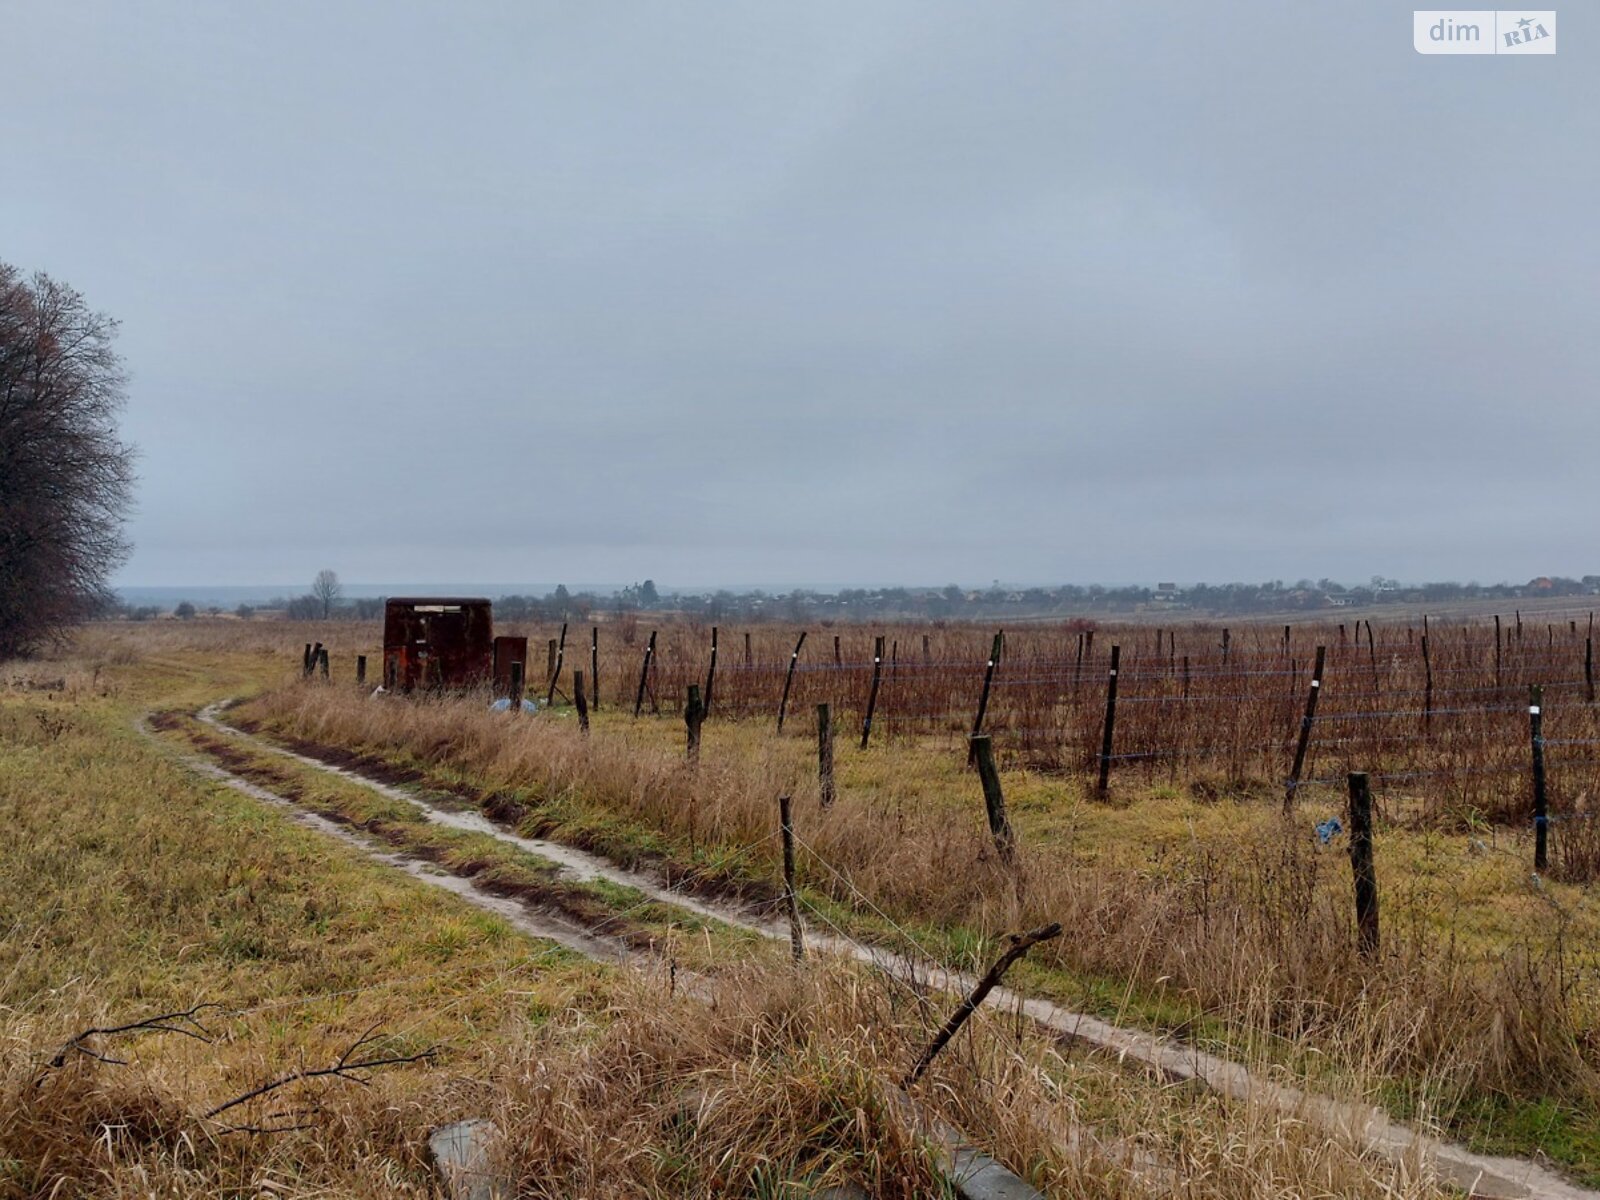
[489,697,539,713]
[1315,816,1343,845]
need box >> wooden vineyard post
[860,635,885,749]
[776,631,806,732]
[1422,630,1433,732]
[1587,635,1595,705]
[1495,615,1503,689]
[778,795,804,963]
[833,635,842,666]
[1096,645,1121,799]
[509,661,525,710]
[1221,628,1230,664]
[967,631,1004,765]
[356,654,367,686]
[1182,654,1191,700]
[703,626,718,718]
[546,639,557,690]
[1347,772,1380,958]
[923,634,931,665]
[817,703,835,809]
[590,626,600,711]
[546,622,568,705]
[573,669,590,733]
[684,684,704,764]
[303,643,313,676]
[633,631,656,718]
[969,734,1015,864]
[744,631,752,666]
[319,647,329,680]
[1530,684,1548,871]
[1284,645,1327,813]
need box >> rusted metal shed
[382,598,494,691]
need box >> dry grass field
[3,614,1597,1196]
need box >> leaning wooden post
[573,669,590,733]
[1284,645,1327,813]
[509,661,525,710]
[684,684,704,764]
[860,635,885,749]
[302,643,313,677]
[633,631,656,718]
[546,638,557,689]
[590,626,600,711]
[703,626,718,718]
[1530,684,1548,871]
[902,923,1062,1087]
[776,631,806,732]
[546,622,567,705]
[1095,645,1121,799]
[1347,772,1380,958]
[356,654,367,686]
[816,703,836,809]
[319,647,329,680]
[1587,636,1595,705]
[966,630,1004,766]
[778,795,804,963]
[970,735,1015,864]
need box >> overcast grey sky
[4,3,1594,588]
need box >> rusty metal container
[382,598,494,691]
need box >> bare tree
[0,262,136,658]
[312,569,341,619]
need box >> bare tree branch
[204,1023,436,1120]
[38,1002,222,1081]
[903,922,1063,1087]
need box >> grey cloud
[3,1,1594,588]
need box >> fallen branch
[903,922,1062,1087]
[205,1022,436,1119]
[39,1002,221,1080]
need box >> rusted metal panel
[491,636,528,695]
[383,598,494,691]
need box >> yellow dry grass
[0,620,1576,1195]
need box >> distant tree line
[116,572,1600,625]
